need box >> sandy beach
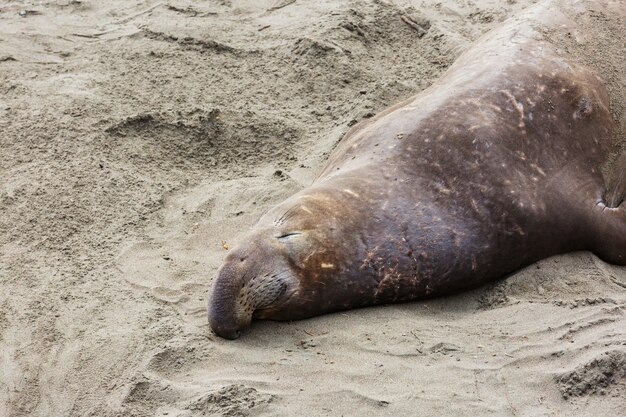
[1,0,625,416]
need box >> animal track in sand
[104,109,299,175]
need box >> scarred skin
[208,7,626,339]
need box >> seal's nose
[209,319,242,340]
[208,262,250,339]
[209,293,245,339]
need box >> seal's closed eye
[277,232,302,241]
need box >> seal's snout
[208,262,251,340]
[208,238,294,339]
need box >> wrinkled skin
[208,11,626,339]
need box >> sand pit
[0,0,624,416]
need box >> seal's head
[208,188,369,339]
[208,228,307,339]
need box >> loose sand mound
[0,0,624,416]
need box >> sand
[0,0,625,416]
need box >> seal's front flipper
[590,202,626,265]
[604,152,626,209]
[591,153,626,265]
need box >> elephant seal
[208,6,625,339]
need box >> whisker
[271,269,292,281]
